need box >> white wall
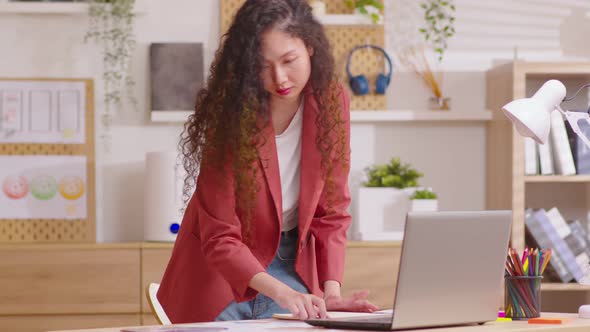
[1,0,588,242]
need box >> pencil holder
[504,276,542,320]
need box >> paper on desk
[272,310,392,320]
[121,327,227,332]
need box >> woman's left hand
[324,289,379,312]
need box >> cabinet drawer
[141,248,173,313]
[0,314,140,332]
[0,248,140,315]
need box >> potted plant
[410,188,438,212]
[354,158,423,241]
[84,0,137,148]
[343,0,384,24]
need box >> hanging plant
[419,0,456,62]
[84,0,137,145]
[343,0,384,24]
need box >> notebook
[304,210,512,331]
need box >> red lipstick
[276,87,291,96]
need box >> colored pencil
[504,247,550,319]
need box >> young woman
[157,0,378,323]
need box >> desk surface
[51,313,590,332]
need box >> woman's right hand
[249,272,327,320]
[275,287,327,320]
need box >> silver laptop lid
[391,210,511,329]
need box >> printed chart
[0,155,87,219]
[0,81,86,144]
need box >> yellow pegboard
[220,0,385,110]
[0,78,95,243]
[221,0,355,31]
[325,26,385,110]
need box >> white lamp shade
[501,79,566,144]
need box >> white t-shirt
[275,100,303,232]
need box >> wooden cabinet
[485,61,590,299]
[140,243,174,319]
[0,243,141,332]
[0,315,140,332]
[0,242,399,331]
[0,244,140,315]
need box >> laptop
[305,210,512,331]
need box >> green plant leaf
[370,13,380,23]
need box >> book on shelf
[524,138,539,175]
[535,208,587,283]
[537,142,554,175]
[565,220,590,258]
[549,112,576,175]
[566,118,590,174]
[524,208,573,282]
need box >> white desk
[51,313,590,332]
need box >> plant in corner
[84,0,137,147]
[343,0,384,24]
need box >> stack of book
[524,207,590,283]
[524,112,590,175]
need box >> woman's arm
[309,85,352,288]
[193,162,267,302]
[310,85,378,312]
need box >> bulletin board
[220,0,386,110]
[0,78,95,243]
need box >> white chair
[146,283,172,325]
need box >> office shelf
[315,14,381,26]
[525,175,590,183]
[541,283,590,291]
[0,2,146,15]
[350,110,492,122]
[487,61,590,308]
[151,110,492,124]
[150,111,191,123]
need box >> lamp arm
[561,106,590,150]
[563,83,590,102]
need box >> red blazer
[157,85,351,323]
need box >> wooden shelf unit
[486,60,590,250]
[486,61,590,293]
[525,175,590,183]
[541,283,590,291]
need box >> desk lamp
[501,79,590,319]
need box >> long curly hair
[180,0,348,239]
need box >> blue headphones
[346,45,393,95]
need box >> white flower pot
[410,199,438,212]
[354,187,415,241]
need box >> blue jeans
[215,227,309,321]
